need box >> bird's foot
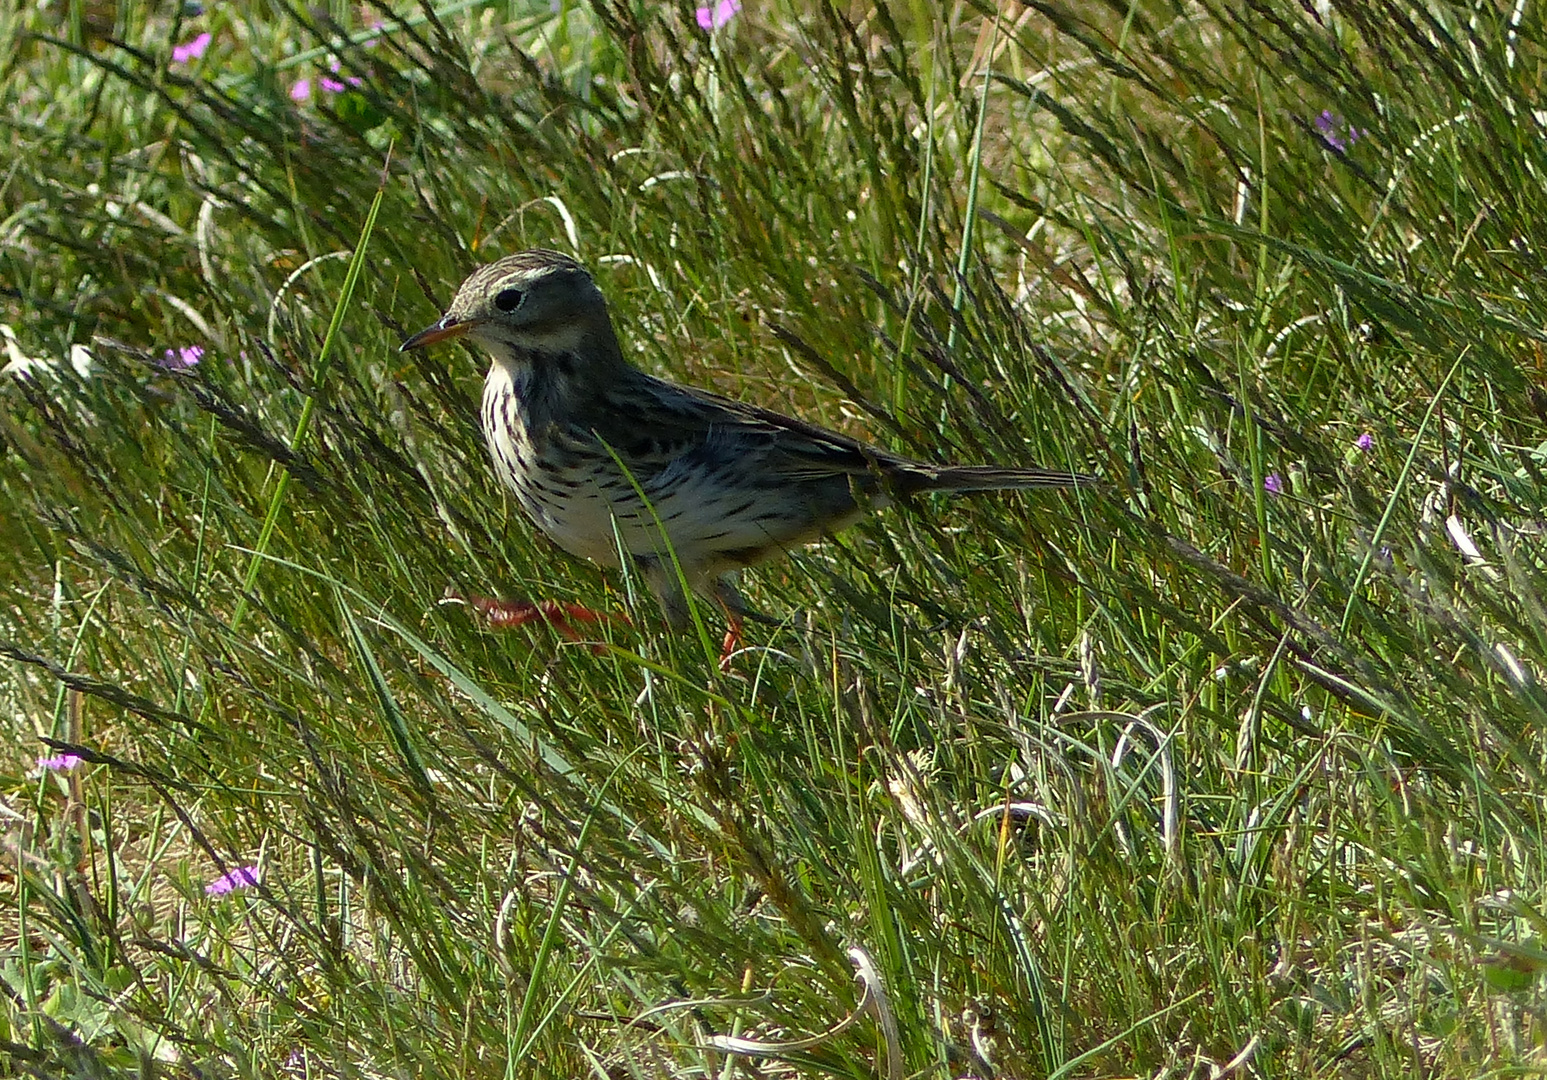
[718,615,744,672]
[446,590,624,651]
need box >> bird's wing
[591,372,1088,493]
[585,372,899,478]
[666,382,913,484]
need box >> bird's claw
[718,616,744,672]
[445,590,624,651]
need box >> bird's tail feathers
[902,464,1096,494]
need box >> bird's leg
[639,557,691,633]
[638,562,742,667]
[713,577,750,669]
[445,589,622,648]
[718,617,745,670]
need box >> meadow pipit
[402,250,1093,648]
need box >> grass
[4,0,1547,1076]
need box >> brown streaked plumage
[402,249,1093,631]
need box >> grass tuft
[6,1,1547,1076]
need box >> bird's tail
[899,463,1097,494]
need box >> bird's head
[400,250,621,369]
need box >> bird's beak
[400,315,476,352]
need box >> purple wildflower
[320,59,363,94]
[1314,110,1365,153]
[206,865,260,896]
[1355,432,1373,451]
[38,754,83,771]
[1263,473,1284,495]
[1314,110,1342,150]
[171,32,212,64]
[696,0,740,30]
[160,344,204,369]
[290,79,312,103]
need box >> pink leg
[448,591,624,651]
[718,613,744,671]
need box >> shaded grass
[4,0,1547,1076]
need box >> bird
[401,249,1093,651]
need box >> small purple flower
[206,865,260,896]
[696,0,740,30]
[1314,110,1365,153]
[290,79,312,103]
[1313,110,1346,152]
[38,754,83,771]
[171,32,212,64]
[1263,473,1283,495]
[320,59,363,93]
[1355,432,1374,451]
[160,344,204,369]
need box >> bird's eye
[493,287,525,313]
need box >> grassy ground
[4,1,1547,1076]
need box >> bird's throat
[485,344,596,439]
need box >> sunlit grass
[4,1,1547,1076]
